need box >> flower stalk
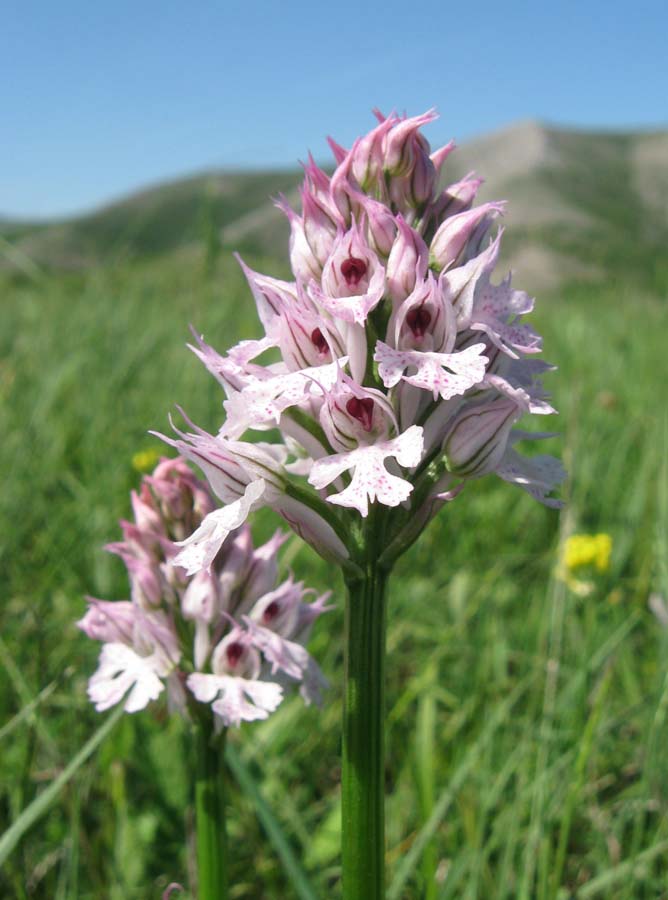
[342,521,390,900]
[194,721,228,900]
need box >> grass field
[1,245,667,898]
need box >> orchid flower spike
[156,108,563,571]
[79,457,330,727]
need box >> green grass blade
[225,743,318,900]
[0,706,123,867]
[389,676,533,900]
[576,838,668,898]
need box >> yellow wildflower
[563,533,612,574]
[132,447,163,474]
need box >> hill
[1,122,667,293]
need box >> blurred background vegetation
[1,122,667,898]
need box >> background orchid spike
[79,457,330,727]
[160,108,563,572]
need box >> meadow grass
[1,252,666,898]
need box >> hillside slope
[2,122,666,293]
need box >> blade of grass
[0,680,57,742]
[0,706,123,867]
[225,742,318,900]
[551,664,613,897]
[388,675,533,900]
[576,838,668,898]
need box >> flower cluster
[79,458,329,726]
[158,109,564,573]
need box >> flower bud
[385,216,428,305]
[383,110,437,177]
[443,399,519,478]
[275,195,322,283]
[430,202,505,272]
[301,185,341,267]
[350,118,394,192]
[78,599,136,644]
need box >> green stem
[342,557,389,900]
[194,722,228,900]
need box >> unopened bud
[443,399,519,478]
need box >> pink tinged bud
[128,557,164,607]
[241,530,289,608]
[181,569,220,623]
[78,599,136,644]
[360,193,397,257]
[130,485,163,535]
[439,173,484,218]
[350,118,394,191]
[430,202,505,272]
[443,399,520,478]
[430,139,456,178]
[301,152,331,198]
[409,146,437,207]
[301,186,341,267]
[274,195,322,284]
[385,216,429,305]
[383,110,438,177]
[275,496,350,565]
[327,135,348,165]
[236,255,300,332]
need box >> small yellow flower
[132,447,162,474]
[563,533,612,574]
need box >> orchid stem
[342,555,389,900]
[194,722,228,900]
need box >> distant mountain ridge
[2,121,667,293]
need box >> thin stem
[194,722,228,900]
[342,554,389,900]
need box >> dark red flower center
[346,397,375,432]
[262,601,280,623]
[341,256,368,288]
[406,307,432,338]
[226,641,244,667]
[311,328,329,355]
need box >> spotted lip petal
[374,341,488,400]
[470,273,542,358]
[87,643,172,714]
[187,673,284,727]
[308,425,424,517]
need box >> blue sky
[2,0,666,218]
